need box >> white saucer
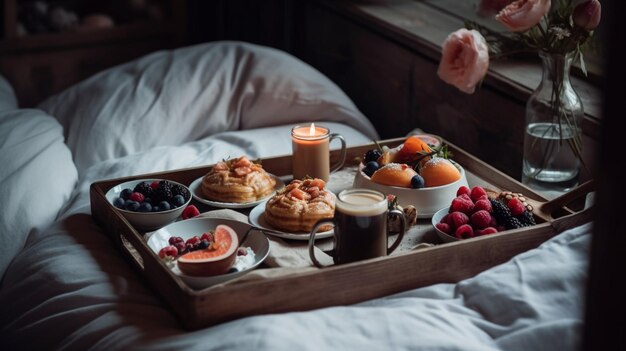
[146,217,270,289]
[189,174,285,209]
[248,200,334,241]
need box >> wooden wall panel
[304,5,414,139]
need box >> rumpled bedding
[0,42,590,350]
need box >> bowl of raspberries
[106,179,194,231]
[432,185,537,242]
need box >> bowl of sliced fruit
[353,135,469,218]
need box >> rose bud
[496,0,551,32]
[477,0,515,17]
[573,0,601,30]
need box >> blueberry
[411,174,425,189]
[364,149,382,164]
[125,200,140,211]
[363,161,380,177]
[172,194,185,207]
[144,197,152,204]
[198,240,210,249]
[363,167,375,177]
[227,267,239,274]
[152,206,161,212]
[120,188,133,200]
[113,197,125,209]
[365,161,380,172]
[138,202,152,212]
[159,201,171,211]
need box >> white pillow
[39,41,378,174]
[0,109,78,277]
[0,75,17,112]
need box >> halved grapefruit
[177,224,239,276]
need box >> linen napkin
[195,209,333,268]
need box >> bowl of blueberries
[106,179,192,231]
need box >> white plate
[146,218,270,289]
[189,174,285,209]
[248,200,334,240]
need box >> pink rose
[573,0,601,30]
[496,0,551,32]
[437,29,490,94]
[477,0,515,17]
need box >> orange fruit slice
[420,158,461,187]
[178,224,239,276]
[400,136,431,156]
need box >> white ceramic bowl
[106,179,192,231]
[353,161,469,218]
[431,207,459,243]
[146,217,270,289]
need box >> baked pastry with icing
[201,156,276,203]
[264,178,335,233]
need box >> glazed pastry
[201,156,276,203]
[264,178,335,233]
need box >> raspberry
[129,192,144,203]
[436,222,452,234]
[476,195,489,202]
[454,224,474,239]
[440,214,450,225]
[456,186,470,197]
[471,210,492,229]
[185,235,201,246]
[474,199,492,213]
[476,227,498,236]
[448,211,469,229]
[470,186,487,202]
[150,181,160,189]
[200,232,215,243]
[168,236,184,245]
[182,205,200,219]
[507,198,526,216]
[489,217,497,228]
[450,196,474,215]
[458,193,472,202]
[158,245,178,260]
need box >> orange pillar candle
[291,123,332,181]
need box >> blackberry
[133,182,153,197]
[364,149,382,164]
[171,183,190,200]
[490,199,512,223]
[503,216,523,230]
[153,181,173,203]
[517,211,536,227]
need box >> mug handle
[328,133,346,174]
[387,209,406,254]
[308,218,335,268]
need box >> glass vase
[522,51,584,190]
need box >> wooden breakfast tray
[90,137,593,330]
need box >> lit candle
[291,123,331,181]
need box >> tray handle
[540,180,595,216]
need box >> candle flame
[309,123,315,136]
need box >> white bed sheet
[0,42,590,350]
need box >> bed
[0,41,591,350]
